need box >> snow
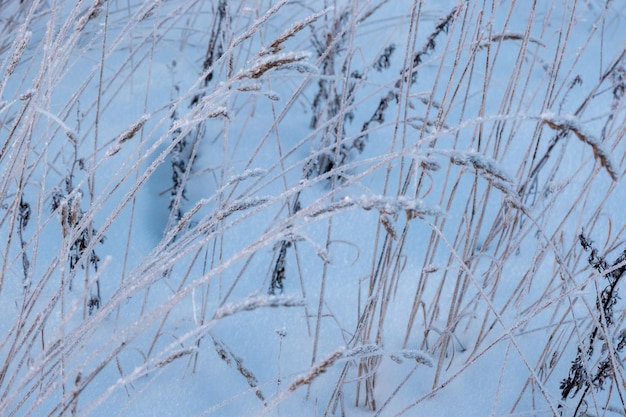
[1,0,625,416]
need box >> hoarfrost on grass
[214,294,305,320]
[1,0,625,416]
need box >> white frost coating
[395,349,434,366]
[432,149,524,207]
[437,149,514,184]
[216,195,270,220]
[19,89,35,100]
[418,153,441,171]
[34,106,78,141]
[541,112,619,181]
[214,294,305,319]
[264,91,281,101]
[224,168,268,187]
[117,114,150,144]
[262,6,334,55]
[6,30,31,77]
[344,344,433,366]
[243,51,313,79]
[308,194,444,218]
[172,107,230,130]
[237,83,262,92]
[279,61,319,74]
[345,344,382,358]
[201,104,230,119]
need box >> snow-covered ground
[1,0,625,415]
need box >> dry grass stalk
[263,7,333,55]
[1,1,625,415]
[213,294,305,320]
[75,0,106,32]
[306,195,444,219]
[4,30,30,79]
[541,113,619,181]
[289,348,344,392]
[244,51,314,79]
[211,336,266,404]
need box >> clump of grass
[268,240,289,295]
[353,4,459,155]
[1,1,626,416]
[307,3,415,179]
[50,156,105,315]
[559,233,626,415]
[15,195,31,289]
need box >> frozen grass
[1,0,625,415]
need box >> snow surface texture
[1,0,625,416]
